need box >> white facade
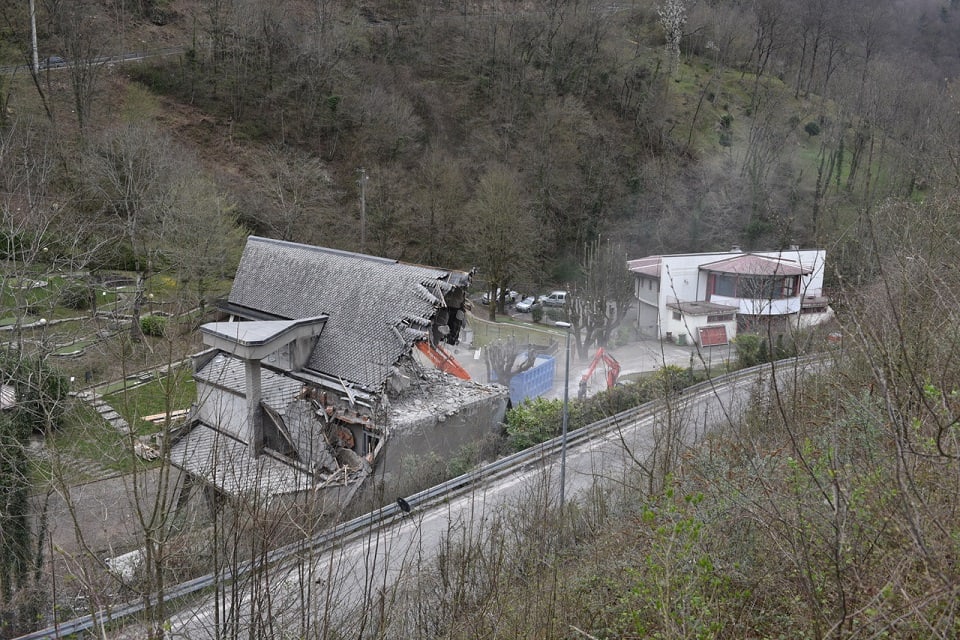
[629,248,830,345]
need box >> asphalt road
[162,360,806,639]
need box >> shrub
[804,121,821,137]
[647,364,694,395]
[505,397,564,451]
[140,315,166,337]
[734,333,763,368]
[531,306,544,323]
[0,351,69,432]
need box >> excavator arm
[415,341,471,380]
[578,347,620,400]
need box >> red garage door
[698,325,728,347]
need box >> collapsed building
[170,237,509,517]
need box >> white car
[481,288,519,305]
[515,296,540,313]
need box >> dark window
[707,313,735,323]
[781,277,796,297]
[714,274,737,297]
[672,311,682,321]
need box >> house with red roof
[628,247,832,347]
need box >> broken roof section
[223,237,471,391]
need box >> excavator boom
[415,341,471,380]
[578,347,620,399]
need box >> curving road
[160,357,824,640]
[15,356,828,639]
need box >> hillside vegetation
[4,0,960,285]
[2,0,960,637]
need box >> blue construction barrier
[504,355,556,405]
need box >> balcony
[709,294,801,316]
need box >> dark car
[42,56,66,68]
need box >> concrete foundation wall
[374,391,510,501]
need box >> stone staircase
[27,442,117,484]
[75,390,132,435]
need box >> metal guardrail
[16,355,826,639]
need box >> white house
[628,247,832,347]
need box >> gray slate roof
[170,424,314,497]
[228,237,457,390]
[195,353,303,413]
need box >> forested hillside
[4,0,960,287]
[3,0,960,637]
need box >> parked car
[481,288,519,305]
[42,55,66,68]
[514,296,540,313]
[538,290,568,307]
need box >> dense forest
[2,0,960,637]
[3,0,960,287]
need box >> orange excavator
[578,347,621,400]
[416,341,471,380]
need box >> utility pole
[357,167,368,253]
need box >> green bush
[804,121,821,137]
[531,306,544,323]
[140,315,167,337]
[504,365,704,453]
[505,396,564,451]
[734,333,797,369]
[0,350,69,432]
[734,333,762,368]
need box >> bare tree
[567,239,633,359]
[484,336,549,389]
[57,4,108,133]
[82,124,238,341]
[463,166,540,321]
[254,145,337,246]
[411,148,468,268]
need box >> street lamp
[555,320,572,505]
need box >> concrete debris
[385,362,507,427]
[133,439,160,461]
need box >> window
[713,274,737,297]
[707,312,735,323]
[672,311,682,321]
[781,277,796,297]
[363,431,381,456]
[737,276,795,299]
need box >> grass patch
[48,402,144,475]
[469,312,564,349]
[104,367,196,434]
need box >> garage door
[698,325,728,347]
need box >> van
[539,291,567,307]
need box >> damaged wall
[370,374,510,503]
